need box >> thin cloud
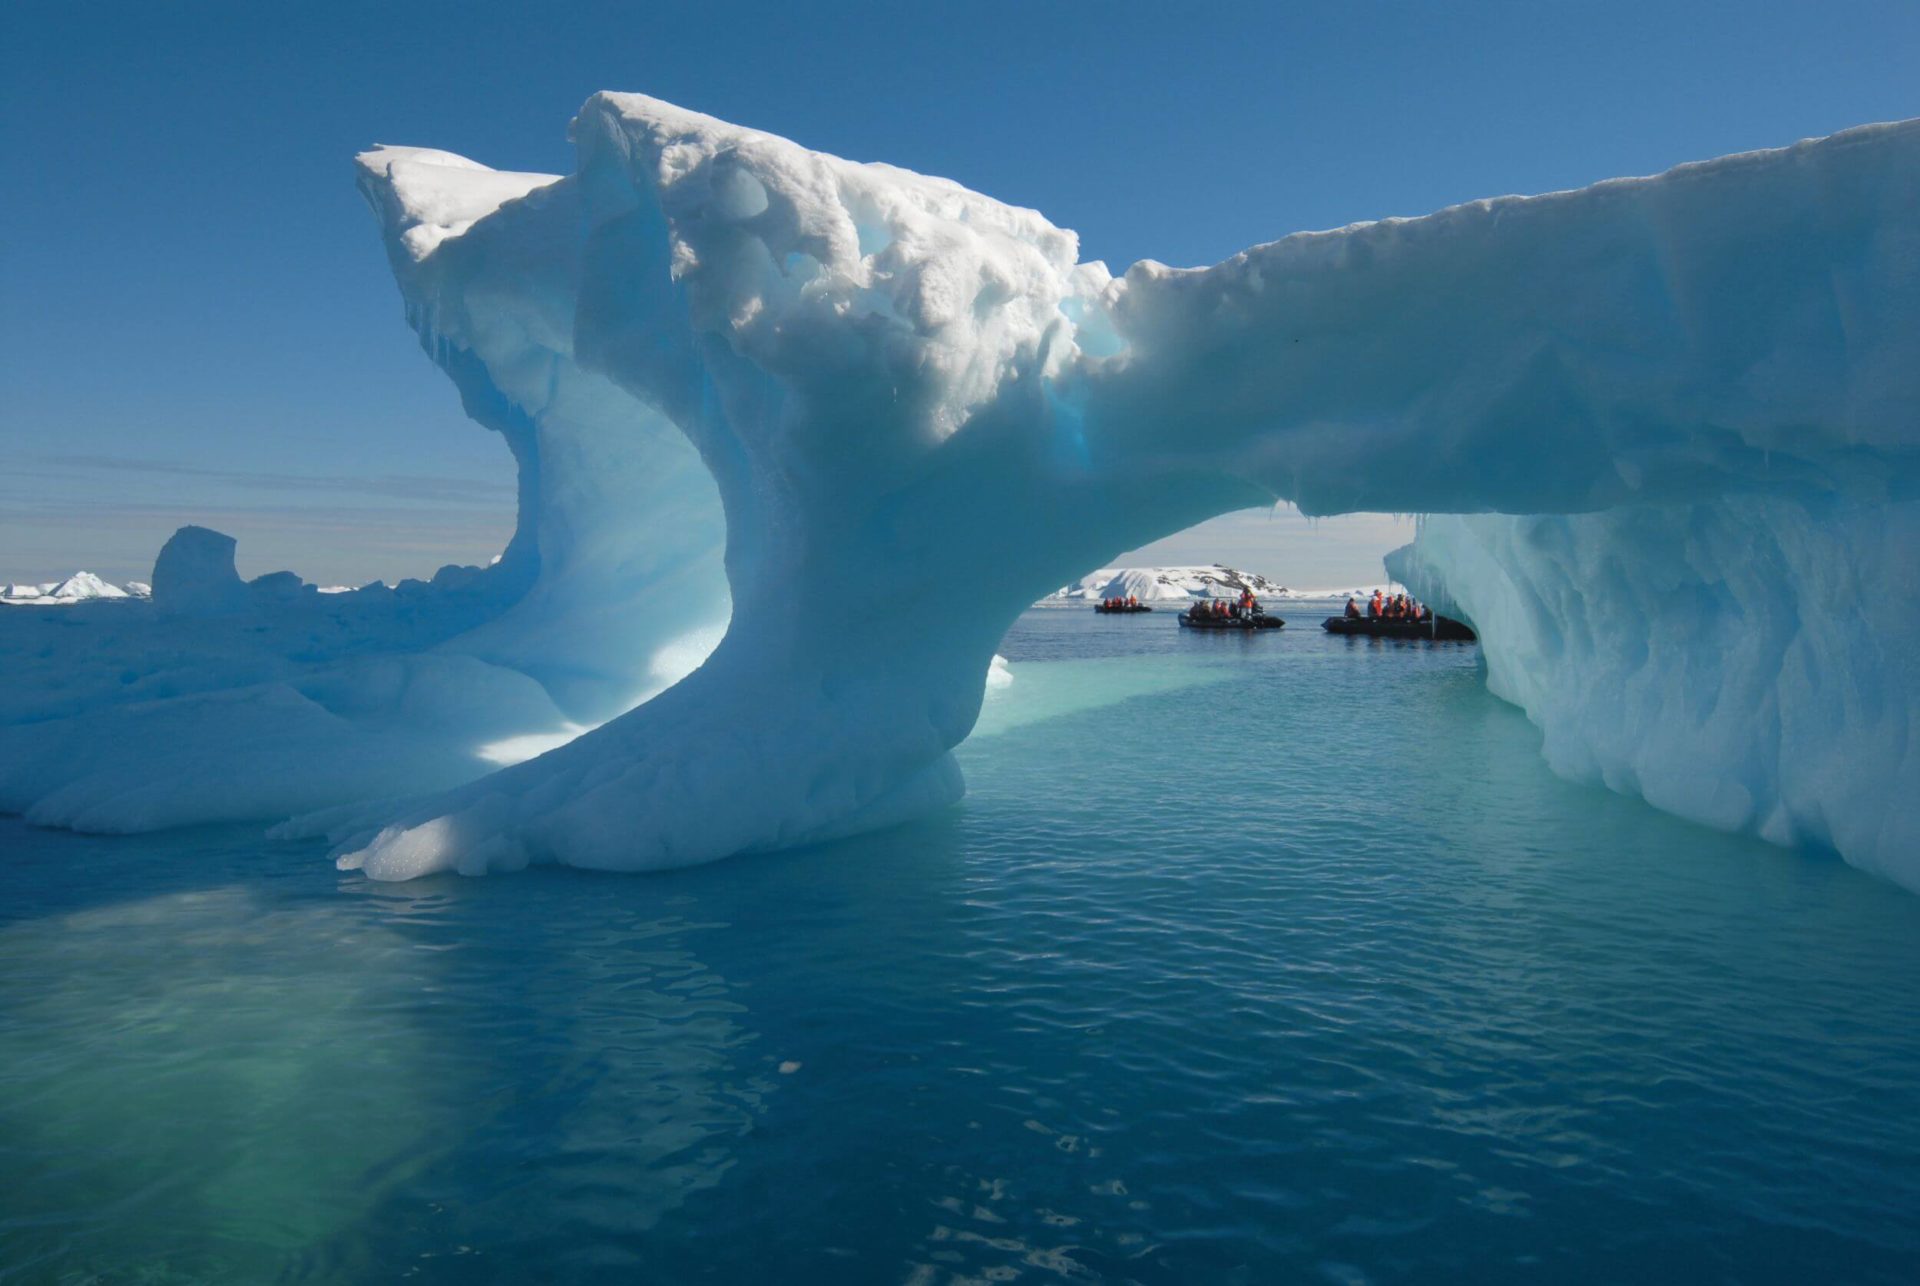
[14,453,515,505]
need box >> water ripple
[2,606,1917,1282]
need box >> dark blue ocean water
[4,603,1917,1284]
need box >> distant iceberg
[1,572,139,604]
[1044,565,1391,603]
[0,94,1914,890]
[1047,565,1291,602]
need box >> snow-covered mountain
[2,573,146,604]
[1043,565,1382,604]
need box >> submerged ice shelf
[2,94,1916,887]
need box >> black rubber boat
[1093,602,1154,614]
[1178,610,1284,631]
[1322,615,1476,642]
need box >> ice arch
[0,143,739,833]
[1393,498,1920,889]
[355,147,732,721]
[313,95,1919,885]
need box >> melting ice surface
[0,94,1916,890]
[5,608,1919,1283]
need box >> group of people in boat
[1188,588,1263,621]
[1101,594,1143,609]
[1345,589,1431,623]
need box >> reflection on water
[972,653,1229,739]
[3,603,1919,1283]
[0,886,443,1281]
[0,845,766,1284]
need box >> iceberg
[0,513,697,830]
[2,572,134,604]
[1048,565,1292,603]
[45,572,129,602]
[1392,499,1920,889]
[1043,566,1377,603]
[2,93,1915,888]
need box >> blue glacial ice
[1393,499,1920,889]
[2,94,1915,887]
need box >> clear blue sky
[3,0,1915,586]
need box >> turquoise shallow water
[3,603,1918,1284]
